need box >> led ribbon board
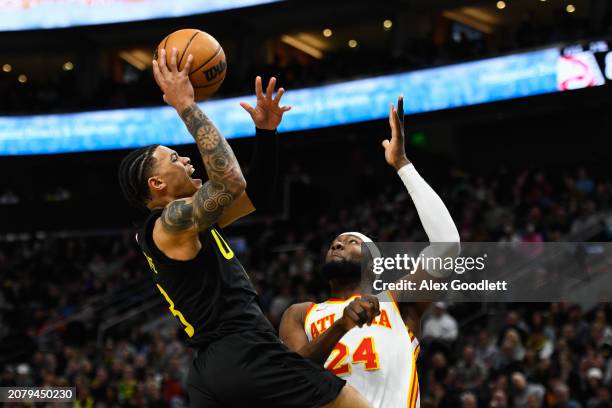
[0,0,280,31]
[0,45,606,156]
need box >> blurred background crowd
[1,161,612,407]
[2,0,612,407]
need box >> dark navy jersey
[137,208,274,347]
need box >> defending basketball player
[280,96,460,408]
[118,48,375,407]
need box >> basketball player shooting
[118,48,374,407]
[280,96,460,408]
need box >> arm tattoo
[177,103,246,229]
[160,198,195,232]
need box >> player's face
[150,146,202,199]
[324,234,364,264]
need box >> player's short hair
[118,144,159,213]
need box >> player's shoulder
[282,302,315,323]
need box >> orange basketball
[156,29,227,101]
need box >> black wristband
[255,127,277,136]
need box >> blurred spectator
[423,303,458,343]
[553,383,583,408]
[461,392,478,408]
[456,345,487,393]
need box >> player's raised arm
[152,48,246,232]
[381,96,460,322]
[239,76,291,210]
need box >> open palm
[240,76,291,130]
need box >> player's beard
[320,260,361,283]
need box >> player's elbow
[227,173,247,198]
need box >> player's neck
[329,282,361,300]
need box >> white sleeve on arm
[398,163,460,277]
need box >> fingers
[239,101,256,116]
[345,308,361,327]
[182,54,194,75]
[266,77,276,100]
[360,296,381,317]
[273,87,285,103]
[347,300,379,327]
[347,302,366,327]
[255,76,263,99]
[357,310,368,325]
[382,139,390,149]
[158,48,169,76]
[152,60,163,87]
[280,105,292,112]
[357,300,378,325]
[398,95,404,117]
[169,47,178,73]
[397,95,405,127]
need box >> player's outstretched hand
[152,47,194,112]
[340,295,381,331]
[382,95,410,171]
[240,76,291,131]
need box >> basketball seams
[178,31,201,71]
[189,44,222,76]
[154,35,170,60]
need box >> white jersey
[304,291,420,408]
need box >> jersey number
[156,284,195,337]
[144,228,234,338]
[326,337,380,375]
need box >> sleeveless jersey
[136,209,275,347]
[304,291,420,408]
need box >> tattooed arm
[151,47,245,243]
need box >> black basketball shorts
[186,330,346,407]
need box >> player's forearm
[297,322,348,365]
[398,163,459,244]
[245,128,278,210]
[179,103,246,197]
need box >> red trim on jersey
[303,302,316,332]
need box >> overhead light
[2,64,11,73]
[496,1,506,10]
[294,33,330,51]
[443,9,495,34]
[62,61,74,71]
[280,35,324,59]
[383,20,393,30]
[17,74,27,83]
[119,49,154,71]
[348,39,358,48]
[322,28,332,38]
[540,0,546,2]
[566,4,575,13]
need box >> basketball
[156,29,227,101]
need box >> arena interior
[1,0,612,407]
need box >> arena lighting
[280,35,324,59]
[0,0,283,32]
[2,64,11,73]
[383,20,392,30]
[17,74,27,83]
[0,42,608,155]
[348,39,358,48]
[566,4,576,13]
[62,62,74,71]
[496,1,506,10]
[118,50,153,71]
[323,28,333,37]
